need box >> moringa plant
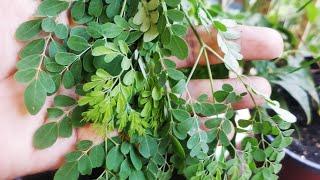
[15,0,296,179]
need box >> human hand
[0,0,283,178]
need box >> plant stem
[185,47,204,89]
[120,0,127,17]
[204,49,216,99]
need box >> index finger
[176,25,284,68]
[0,0,70,81]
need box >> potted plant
[14,0,296,179]
[235,0,320,179]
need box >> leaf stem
[35,34,52,79]
[120,0,127,17]
[105,130,108,179]
[185,47,204,90]
[203,49,216,99]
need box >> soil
[277,69,320,165]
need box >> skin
[0,0,283,179]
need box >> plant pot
[279,149,320,180]
[271,64,320,180]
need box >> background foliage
[13,0,306,179]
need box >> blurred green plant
[229,0,320,124]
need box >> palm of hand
[0,1,76,178]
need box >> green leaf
[54,162,79,180]
[130,148,142,170]
[118,40,130,55]
[213,21,227,32]
[147,0,159,10]
[33,122,58,149]
[67,35,89,51]
[42,18,56,32]
[78,155,92,175]
[165,0,181,7]
[253,149,266,162]
[54,95,76,107]
[167,68,186,81]
[177,117,194,134]
[297,0,314,12]
[71,106,86,127]
[238,120,252,128]
[88,0,103,17]
[45,61,65,73]
[171,79,186,94]
[172,109,190,122]
[55,52,78,66]
[16,19,42,41]
[38,0,69,16]
[167,9,185,22]
[222,119,233,134]
[222,84,233,92]
[306,2,318,22]
[213,91,229,102]
[107,146,124,171]
[39,71,56,93]
[166,35,188,60]
[197,94,208,102]
[170,134,185,158]
[171,24,188,36]
[127,31,143,44]
[19,39,45,58]
[161,28,172,45]
[62,71,75,89]
[121,57,131,71]
[92,46,120,62]
[132,4,146,25]
[17,54,41,70]
[77,140,93,151]
[65,151,82,162]
[201,103,227,116]
[114,15,130,29]
[89,144,105,168]
[49,40,67,57]
[14,69,36,83]
[129,170,146,180]
[47,108,64,119]
[71,1,85,19]
[152,86,162,101]
[205,118,223,129]
[58,117,72,138]
[139,136,158,158]
[54,24,69,39]
[24,80,47,115]
[121,142,131,155]
[106,0,121,18]
[143,25,159,42]
[101,23,123,38]
[123,70,135,85]
[141,101,151,117]
[120,159,132,179]
[219,131,230,146]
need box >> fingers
[0,77,57,178]
[175,25,284,68]
[77,125,106,144]
[186,76,271,109]
[240,26,284,60]
[0,1,70,81]
[31,134,77,175]
[0,0,38,80]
